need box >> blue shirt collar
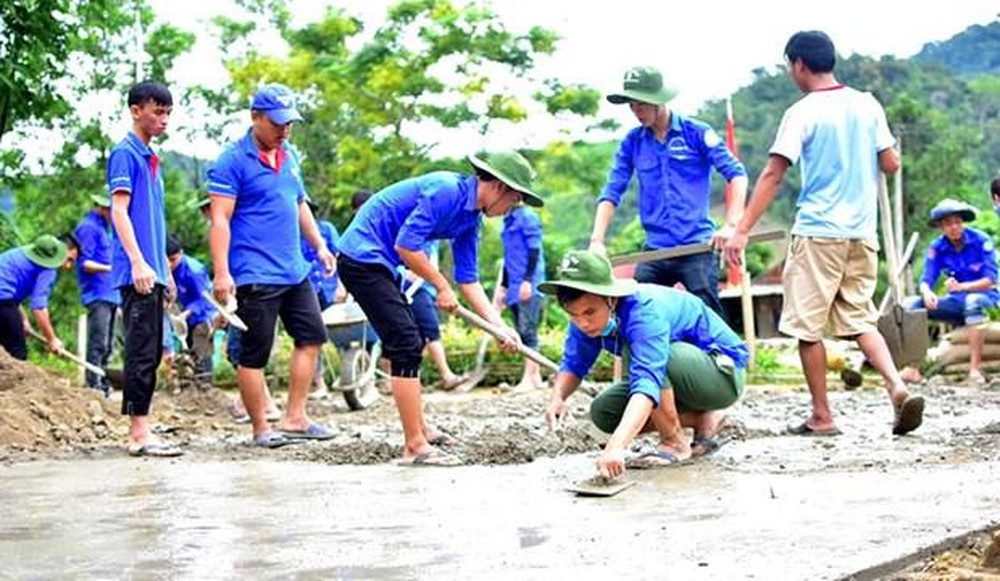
[125,132,155,157]
[641,111,683,140]
[463,175,479,212]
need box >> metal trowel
[566,475,636,497]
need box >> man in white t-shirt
[724,30,925,437]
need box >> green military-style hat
[606,66,676,105]
[90,194,111,208]
[539,250,638,298]
[928,198,977,226]
[467,150,544,208]
[23,235,68,269]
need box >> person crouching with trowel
[541,250,748,478]
[336,151,534,466]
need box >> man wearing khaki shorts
[724,30,924,436]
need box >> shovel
[26,328,106,378]
[453,305,600,396]
[453,261,505,393]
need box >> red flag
[724,97,742,285]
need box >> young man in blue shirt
[75,194,120,394]
[725,30,924,436]
[541,250,748,477]
[495,205,546,391]
[0,235,78,361]
[107,80,182,458]
[903,200,999,384]
[208,83,336,448]
[337,151,535,466]
[588,66,748,317]
[167,236,217,390]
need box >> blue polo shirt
[0,248,58,310]
[107,132,169,289]
[922,227,1000,302]
[75,210,120,306]
[207,129,310,286]
[172,255,216,326]
[501,207,545,306]
[338,172,482,284]
[301,219,340,306]
[598,114,746,249]
[559,284,748,406]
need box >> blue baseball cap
[251,83,303,125]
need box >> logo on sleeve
[703,128,721,148]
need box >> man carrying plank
[724,30,924,436]
[541,250,748,477]
[337,151,531,466]
[588,65,748,317]
[0,234,78,361]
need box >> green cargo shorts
[590,341,746,434]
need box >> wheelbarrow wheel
[340,345,378,411]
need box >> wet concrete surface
[1,453,998,579]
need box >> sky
[10,0,1000,164]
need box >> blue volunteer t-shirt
[337,172,482,284]
[559,284,748,406]
[922,227,1000,303]
[172,255,216,326]
[0,248,59,310]
[106,132,170,289]
[501,206,545,306]
[301,219,340,306]
[75,210,120,306]
[207,129,310,286]
[598,114,746,249]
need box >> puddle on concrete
[1,456,997,579]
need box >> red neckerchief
[814,84,846,92]
[149,154,159,176]
[258,147,286,173]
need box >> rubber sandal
[427,432,461,447]
[254,432,301,449]
[280,423,335,440]
[127,440,184,458]
[786,421,842,437]
[893,394,925,436]
[691,435,732,458]
[625,449,686,469]
[395,449,463,467]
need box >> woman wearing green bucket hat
[0,234,78,361]
[539,250,748,477]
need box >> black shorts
[235,278,326,369]
[338,255,423,378]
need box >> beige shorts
[779,236,879,342]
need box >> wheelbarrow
[320,301,382,410]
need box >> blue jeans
[634,250,725,319]
[85,301,117,391]
[904,292,996,325]
[509,295,542,350]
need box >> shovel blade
[566,476,636,497]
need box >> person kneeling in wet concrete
[541,250,748,478]
[902,199,999,385]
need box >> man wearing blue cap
[75,194,120,394]
[589,66,748,317]
[903,199,999,384]
[0,234,78,361]
[337,151,533,466]
[208,83,336,448]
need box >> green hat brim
[538,277,638,298]
[929,209,976,227]
[606,87,676,105]
[467,155,544,208]
[90,194,111,208]
[23,241,68,269]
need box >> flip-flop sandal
[691,435,733,458]
[253,432,301,449]
[127,440,184,458]
[892,394,925,436]
[395,449,463,467]
[438,374,469,391]
[427,432,461,447]
[625,449,687,469]
[280,423,335,440]
[786,421,842,437]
